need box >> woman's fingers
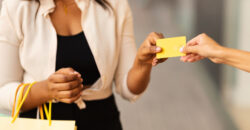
[143,32,164,56]
[147,32,164,45]
[143,46,162,55]
[49,73,79,83]
[182,45,199,54]
[56,84,83,99]
[152,58,158,66]
[137,32,167,66]
[158,58,168,63]
[56,67,75,75]
[152,58,168,66]
[59,92,82,104]
[181,54,194,62]
[56,67,81,78]
[181,54,204,63]
[52,78,83,91]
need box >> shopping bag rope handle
[12,82,37,123]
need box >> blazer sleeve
[114,1,141,102]
[0,1,23,114]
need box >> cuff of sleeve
[121,74,141,102]
[0,82,20,115]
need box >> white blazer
[0,0,139,114]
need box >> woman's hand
[127,32,167,95]
[46,68,84,104]
[180,33,224,63]
[136,32,168,67]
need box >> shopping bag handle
[12,82,36,123]
[12,82,53,126]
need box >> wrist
[134,57,152,70]
[42,80,54,100]
[210,46,227,64]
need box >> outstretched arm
[181,33,250,73]
[127,32,167,95]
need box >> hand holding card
[156,36,186,59]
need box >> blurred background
[1,0,250,130]
[115,0,250,130]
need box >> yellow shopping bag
[3,82,77,130]
[0,116,75,130]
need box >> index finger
[56,67,81,78]
[187,34,204,46]
[148,32,164,45]
[49,73,78,83]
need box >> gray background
[116,0,236,130]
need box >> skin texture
[21,0,167,111]
[180,33,250,73]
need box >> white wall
[222,0,240,106]
[223,0,250,107]
[232,0,250,107]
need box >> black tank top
[56,32,100,85]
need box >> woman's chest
[49,5,83,36]
[20,10,120,80]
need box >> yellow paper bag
[0,116,76,130]
[7,83,76,130]
[156,36,186,59]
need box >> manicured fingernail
[179,46,184,52]
[71,71,77,75]
[156,47,161,52]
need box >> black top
[56,32,100,85]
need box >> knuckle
[200,33,207,37]
[66,67,74,72]
[145,47,151,54]
[77,82,81,87]
[68,83,74,89]
[78,79,82,84]
[141,45,147,50]
[62,75,68,81]
[141,46,148,54]
[151,32,157,35]
[149,32,156,37]
[48,75,54,82]
[69,91,74,97]
[57,68,66,73]
[159,33,164,38]
[50,85,56,91]
[78,86,83,91]
[65,91,72,98]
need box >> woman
[181,33,250,72]
[0,0,167,129]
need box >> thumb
[182,46,199,54]
[57,68,81,77]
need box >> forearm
[214,47,250,72]
[127,59,152,95]
[21,80,51,112]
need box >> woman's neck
[55,0,75,5]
